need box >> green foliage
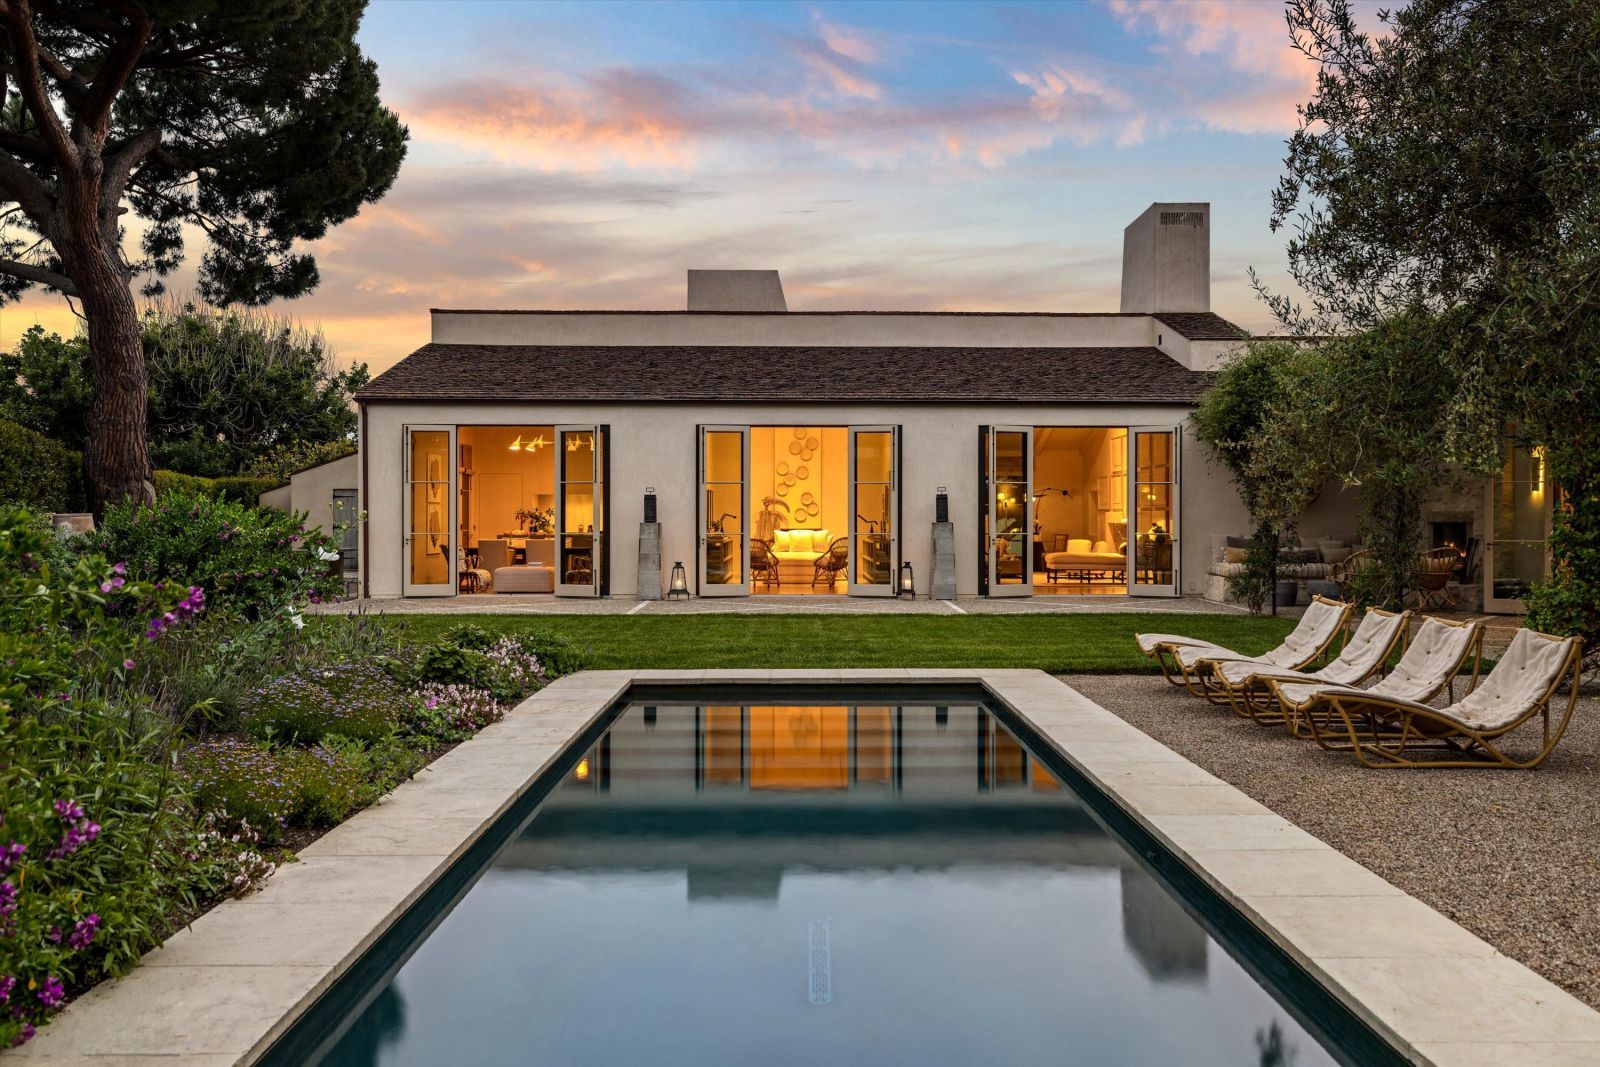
[0,508,209,1048]
[248,439,358,488]
[181,738,364,840]
[516,628,590,679]
[1225,525,1279,616]
[0,418,84,512]
[89,490,341,620]
[0,328,92,448]
[239,663,405,744]
[413,641,493,689]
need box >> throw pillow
[1317,540,1352,564]
[774,529,793,553]
[1226,534,1252,550]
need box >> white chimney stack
[687,269,787,312]
[1119,203,1210,314]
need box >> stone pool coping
[17,669,1600,1066]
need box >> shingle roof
[358,344,1211,404]
[1152,312,1248,340]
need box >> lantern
[668,561,690,599]
[898,561,915,598]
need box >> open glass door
[987,425,1032,596]
[403,425,456,597]
[1484,441,1550,612]
[699,426,749,596]
[1128,427,1179,597]
[555,425,602,596]
[848,426,899,595]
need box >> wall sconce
[1532,447,1545,494]
[644,486,657,524]
[935,705,949,732]
[643,706,657,732]
[574,756,590,781]
[898,561,915,598]
[936,487,949,523]
[668,561,689,599]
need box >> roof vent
[687,270,787,312]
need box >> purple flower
[45,926,61,944]
[0,842,23,875]
[0,881,16,917]
[0,975,15,1003]
[67,914,100,949]
[37,976,64,1008]
[123,659,136,671]
[9,1022,33,1047]
[53,800,83,823]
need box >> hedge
[0,419,84,512]
[152,470,277,504]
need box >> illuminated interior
[750,426,850,594]
[458,425,557,594]
[1031,427,1129,595]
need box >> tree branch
[0,146,54,220]
[0,257,78,294]
[0,0,77,170]
[76,6,153,146]
[101,127,160,212]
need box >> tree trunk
[70,245,152,516]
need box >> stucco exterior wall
[259,453,359,537]
[362,402,1244,599]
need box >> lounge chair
[1266,616,1484,746]
[1137,595,1352,697]
[1207,608,1411,725]
[1311,628,1583,768]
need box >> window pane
[855,533,892,585]
[855,431,892,483]
[561,431,595,481]
[995,431,1027,482]
[562,483,596,533]
[705,431,743,483]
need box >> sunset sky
[0,0,1343,374]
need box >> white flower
[285,606,305,630]
[316,547,341,562]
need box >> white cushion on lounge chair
[1135,632,1225,656]
[1435,630,1578,732]
[1275,617,1478,709]
[1214,609,1406,689]
[1173,598,1347,672]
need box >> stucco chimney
[1119,203,1210,313]
[686,269,787,312]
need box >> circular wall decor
[789,441,803,455]
[776,462,790,476]
[794,428,807,440]
[801,492,816,506]
[776,484,790,497]
[806,436,819,450]
[796,465,810,479]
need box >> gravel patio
[1066,673,1600,1011]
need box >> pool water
[317,695,1346,1066]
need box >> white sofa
[1043,538,1124,582]
[770,528,834,582]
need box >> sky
[0,0,1338,375]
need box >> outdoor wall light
[898,561,915,598]
[1532,447,1545,495]
[936,487,949,523]
[668,561,690,599]
[644,487,657,524]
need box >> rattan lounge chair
[1311,628,1583,768]
[1207,608,1411,725]
[1265,616,1484,747]
[1137,595,1352,697]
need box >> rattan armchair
[1413,547,1461,611]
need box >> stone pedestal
[930,522,957,600]
[637,522,662,600]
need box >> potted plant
[515,506,555,535]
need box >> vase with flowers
[515,506,555,536]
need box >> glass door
[403,425,456,597]
[986,425,1033,596]
[848,426,899,596]
[1484,441,1550,613]
[699,426,749,596]
[556,425,602,596]
[1128,427,1179,597]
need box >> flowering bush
[181,737,364,840]
[411,683,506,740]
[182,815,277,900]
[88,489,340,620]
[239,662,406,744]
[0,508,208,1048]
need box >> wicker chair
[1330,549,1375,599]
[812,537,849,588]
[750,538,779,588]
[1413,547,1460,611]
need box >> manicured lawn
[374,613,1298,673]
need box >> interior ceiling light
[508,435,522,452]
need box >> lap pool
[272,686,1395,1066]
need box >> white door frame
[848,425,900,596]
[698,425,750,597]
[555,424,603,597]
[1127,426,1180,597]
[402,424,457,597]
[1482,444,1551,613]
[987,425,1033,597]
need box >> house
[257,452,360,596]
[350,202,1547,609]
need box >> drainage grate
[807,920,832,1005]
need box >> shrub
[412,683,506,739]
[437,622,497,650]
[152,470,280,505]
[0,509,207,1048]
[285,746,365,826]
[0,419,84,512]
[89,489,341,619]
[248,439,357,488]
[413,640,492,688]
[181,739,301,839]
[514,628,589,679]
[180,814,278,901]
[239,663,403,744]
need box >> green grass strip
[349,612,1298,674]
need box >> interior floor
[1032,426,1128,595]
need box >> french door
[983,425,1033,596]
[403,425,456,597]
[848,426,900,595]
[1128,427,1180,597]
[1483,441,1550,613]
[556,425,605,597]
[698,426,750,596]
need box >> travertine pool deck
[18,670,1600,1066]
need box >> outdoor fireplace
[1431,521,1471,582]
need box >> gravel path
[1062,673,1600,1010]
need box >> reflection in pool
[323,700,1339,1066]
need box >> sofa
[770,528,834,583]
[1203,537,1352,604]
[1043,538,1124,583]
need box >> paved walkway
[308,594,1250,617]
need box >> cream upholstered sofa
[1043,538,1124,582]
[771,528,832,582]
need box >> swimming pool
[273,686,1395,1066]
